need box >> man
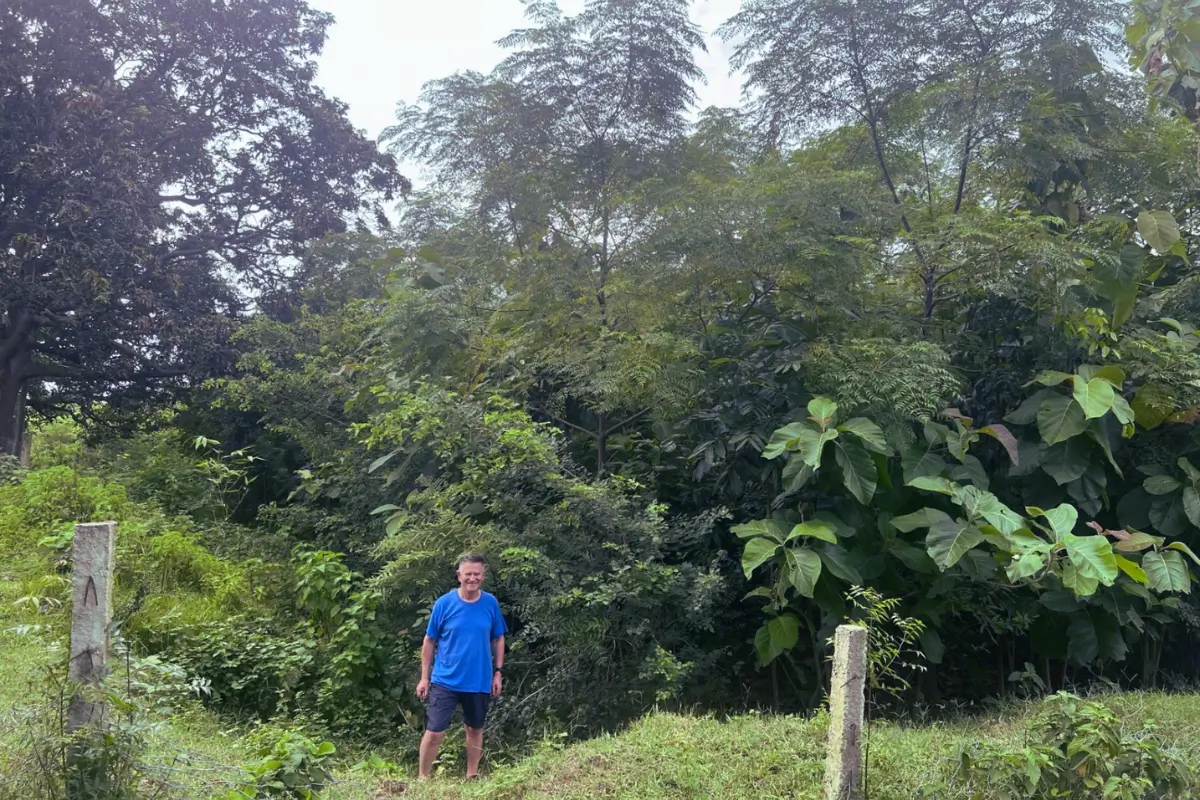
[415,554,507,780]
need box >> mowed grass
[4,546,1200,799]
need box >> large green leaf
[807,397,838,429]
[1041,438,1091,486]
[889,541,937,573]
[1110,393,1136,425]
[1167,541,1200,567]
[763,422,809,460]
[1137,209,1181,254]
[1029,370,1074,387]
[891,507,952,533]
[1061,562,1100,596]
[1040,589,1083,613]
[781,457,815,493]
[755,614,800,665]
[1143,550,1191,593]
[1067,616,1099,664]
[954,485,1024,536]
[798,427,839,468]
[1028,503,1078,539]
[1180,457,1200,482]
[1005,389,1058,425]
[949,455,989,489]
[918,630,945,664]
[906,475,958,495]
[818,545,863,585]
[1132,382,1175,430]
[731,519,789,543]
[837,417,889,454]
[926,516,984,569]
[787,520,838,544]
[1150,492,1189,537]
[1079,364,1126,387]
[834,441,877,505]
[1037,395,1087,445]
[1144,475,1182,495]
[1096,244,1142,328]
[1184,486,1200,528]
[785,548,822,597]
[741,537,779,578]
[1115,555,1149,585]
[1063,533,1118,585]
[1006,552,1045,582]
[1011,440,1044,477]
[902,449,945,484]
[1086,418,1123,477]
[1094,614,1128,662]
[1071,376,1115,419]
[979,424,1019,466]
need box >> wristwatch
[494,666,504,674]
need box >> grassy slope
[397,693,1200,800]
[4,548,1200,799]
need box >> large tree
[384,0,706,475]
[0,0,406,454]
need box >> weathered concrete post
[824,624,868,800]
[67,521,117,732]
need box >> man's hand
[491,672,502,697]
[416,679,430,701]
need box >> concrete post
[824,624,868,800]
[67,521,116,732]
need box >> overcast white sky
[307,0,747,147]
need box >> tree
[721,0,1124,327]
[384,0,705,476]
[0,0,406,455]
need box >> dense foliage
[9,0,1200,766]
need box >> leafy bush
[951,693,1193,799]
[0,467,130,547]
[167,617,315,720]
[165,551,401,735]
[0,453,24,485]
[225,730,336,799]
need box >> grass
[393,693,1200,800]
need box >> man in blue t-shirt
[416,553,507,779]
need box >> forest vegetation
[6,0,1200,796]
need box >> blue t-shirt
[426,590,507,694]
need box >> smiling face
[457,559,486,593]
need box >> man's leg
[420,685,456,778]
[419,730,446,779]
[462,692,491,779]
[464,726,484,778]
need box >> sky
[306,0,747,149]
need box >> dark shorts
[426,683,490,732]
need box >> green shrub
[0,453,24,485]
[225,729,336,799]
[166,617,315,720]
[0,467,130,547]
[27,419,86,470]
[951,692,1194,799]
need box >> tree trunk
[595,412,607,478]
[0,347,31,458]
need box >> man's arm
[417,635,436,700]
[491,636,505,697]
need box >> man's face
[457,561,485,591]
